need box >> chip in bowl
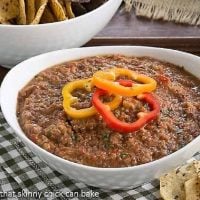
[31,0,48,24]
[0,0,19,23]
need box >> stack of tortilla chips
[0,0,106,25]
[160,160,200,200]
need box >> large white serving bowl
[0,0,122,67]
[1,46,200,189]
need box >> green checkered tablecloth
[0,109,199,200]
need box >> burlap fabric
[124,0,200,25]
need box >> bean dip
[17,55,200,167]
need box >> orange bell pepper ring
[92,68,157,97]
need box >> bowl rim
[0,0,121,28]
[1,46,200,172]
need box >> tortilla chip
[0,0,19,22]
[58,0,67,16]
[31,0,48,25]
[0,20,11,25]
[82,0,106,11]
[49,0,67,21]
[71,2,87,17]
[65,1,75,18]
[160,161,198,200]
[26,0,36,24]
[17,0,26,25]
[185,176,200,200]
[194,160,200,176]
[40,6,56,24]
[35,0,41,11]
[175,161,199,180]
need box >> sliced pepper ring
[92,68,157,97]
[92,80,160,133]
[62,78,122,119]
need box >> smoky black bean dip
[17,55,200,167]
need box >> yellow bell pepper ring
[62,78,122,119]
[92,68,157,97]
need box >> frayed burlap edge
[124,0,200,25]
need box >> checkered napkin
[0,110,199,200]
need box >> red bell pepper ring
[117,79,134,87]
[92,80,160,133]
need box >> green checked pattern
[0,110,199,200]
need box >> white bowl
[0,0,122,67]
[1,46,200,189]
